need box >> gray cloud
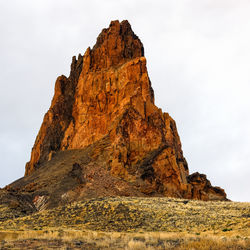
[0,0,249,201]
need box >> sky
[0,0,249,202]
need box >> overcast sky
[0,0,249,202]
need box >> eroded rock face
[25,20,227,201]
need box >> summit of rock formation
[4,20,226,212]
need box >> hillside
[0,197,249,249]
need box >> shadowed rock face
[23,20,227,201]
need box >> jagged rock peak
[23,20,227,202]
[70,20,144,74]
[77,20,145,72]
[90,20,144,69]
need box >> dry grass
[0,229,249,249]
[0,197,249,249]
[1,197,249,233]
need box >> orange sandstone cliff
[23,20,226,201]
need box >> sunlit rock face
[25,20,227,201]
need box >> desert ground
[0,197,249,249]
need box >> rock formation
[21,20,226,202]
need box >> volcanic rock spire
[25,20,227,201]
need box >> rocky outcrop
[187,172,227,201]
[24,20,227,201]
